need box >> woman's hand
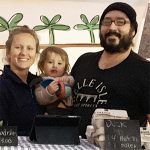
[55,76,70,83]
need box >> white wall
[0,0,149,73]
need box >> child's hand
[55,76,70,83]
[46,81,59,95]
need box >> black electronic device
[29,115,81,145]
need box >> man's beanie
[100,2,138,34]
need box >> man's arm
[147,114,150,126]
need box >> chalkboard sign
[104,119,141,150]
[0,126,18,146]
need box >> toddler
[35,46,74,115]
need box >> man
[71,2,150,138]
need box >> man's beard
[100,31,133,53]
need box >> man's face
[100,10,135,53]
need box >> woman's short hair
[5,25,39,54]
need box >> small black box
[29,115,81,145]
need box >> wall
[0,0,149,74]
[138,3,150,60]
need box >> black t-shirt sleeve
[147,62,150,113]
[71,52,95,76]
[0,78,7,124]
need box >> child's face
[43,52,66,77]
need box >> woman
[0,25,45,136]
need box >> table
[0,136,100,150]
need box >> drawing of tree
[73,14,99,44]
[0,13,23,33]
[33,14,70,45]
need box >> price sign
[0,126,18,146]
[104,119,141,150]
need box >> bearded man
[71,2,150,138]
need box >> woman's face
[7,33,37,72]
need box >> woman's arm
[55,75,75,86]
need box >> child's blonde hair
[38,46,70,74]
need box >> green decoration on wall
[33,14,70,45]
[73,14,99,44]
[0,13,99,45]
[0,13,23,33]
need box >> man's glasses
[101,18,130,26]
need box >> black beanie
[100,2,138,35]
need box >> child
[35,46,74,115]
